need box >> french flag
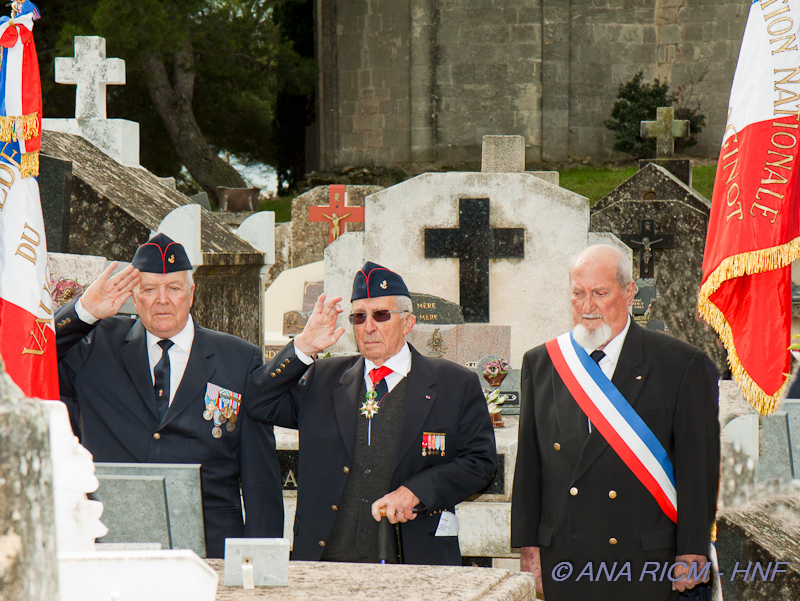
[700,0,800,415]
[0,2,57,401]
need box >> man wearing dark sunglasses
[248,261,496,565]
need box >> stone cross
[640,107,689,158]
[424,198,524,323]
[308,185,366,244]
[620,218,675,279]
[55,36,125,120]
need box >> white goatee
[573,322,613,352]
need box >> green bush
[603,72,706,158]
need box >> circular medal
[218,414,227,424]
[226,421,235,432]
[203,409,213,421]
[422,448,427,456]
[212,426,222,438]
[230,413,238,424]
[223,406,233,419]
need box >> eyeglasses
[348,310,409,325]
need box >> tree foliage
[37,0,315,194]
[603,71,706,159]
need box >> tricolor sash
[545,332,677,523]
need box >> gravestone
[324,135,591,365]
[39,154,72,253]
[0,362,59,601]
[288,185,380,271]
[410,293,464,325]
[41,130,265,347]
[639,106,692,186]
[405,324,511,367]
[282,280,323,336]
[590,162,726,371]
[263,261,324,353]
[43,36,140,167]
[754,400,800,483]
[472,355,521,415]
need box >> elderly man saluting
[248,261,496,565]
[511,244,719,600]
[55,233,284,558]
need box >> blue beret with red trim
[131,233,192,273]
[351,261,410,301]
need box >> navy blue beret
[351,261,410,301]
[131,233,192,273]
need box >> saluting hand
[293,293,345,356]
[79,262,141,320]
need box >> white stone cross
[55,36,125,120]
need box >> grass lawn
[559,163,717,204]
[262,163,719,221]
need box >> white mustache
[582,314,602,320]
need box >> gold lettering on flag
[15,222,40,264]
[22,317,51,356]
[0,163,13,211]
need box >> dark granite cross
[620,219,675,279]
[424,198,524,323]
[640,107,690,158]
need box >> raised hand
[293,294,345,356]
[80,262,141,320]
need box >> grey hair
[570,244,633,290]
[133,269,194,294]
[395,295,413,314]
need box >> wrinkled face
[570,252,635,344]
[352,296,416,366]
[132,271,194,339]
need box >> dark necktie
[369,365,393,403]
[154,339,174,422]
[590,350,606,364]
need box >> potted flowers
[483,358,510,387]
[484,389,505,427]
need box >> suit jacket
[55,300,284,558]
[246,342,497,565]
[510,322,719,601]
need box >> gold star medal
[360,398,380,418]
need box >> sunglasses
[348,310,409,325]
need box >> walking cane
[377,508,404,564]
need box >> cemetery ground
[259,161,718,221]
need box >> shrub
[604,71,706,158]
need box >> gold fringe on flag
[19,150,38,178]
[698,237,800,416]
[0,112,40,142]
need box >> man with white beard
[511,244,719,601]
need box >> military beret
[351,261,410,301]
[131,233,192,273]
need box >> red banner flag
[0,2,57,401]
[699,0,800,415]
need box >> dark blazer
[246,342,497,565]
[511,322,719,601]
[55,300,284,558]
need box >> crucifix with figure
[424,198,524,323]
[620,219,674,279]
[308,185,366,244]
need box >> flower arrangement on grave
[482,358,509,386]
[484,389,505,427]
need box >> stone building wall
[312,0,749,169]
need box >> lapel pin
[635,375,642,380]
[425,395,431,399]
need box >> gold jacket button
[280,362,287,369]
[569,487,578,496]
[318,540,326,547]
[153,433,161,440]
[554,443,561,451]
[270,372,276,378]
[609,537,618,545]
[343,466,350,474]
[331,505,338,511]
[609,490,617,499]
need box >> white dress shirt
[593,315,631,381]
[294,341,413,392]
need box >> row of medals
[203,402,237,438]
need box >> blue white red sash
[545,332,677,523]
